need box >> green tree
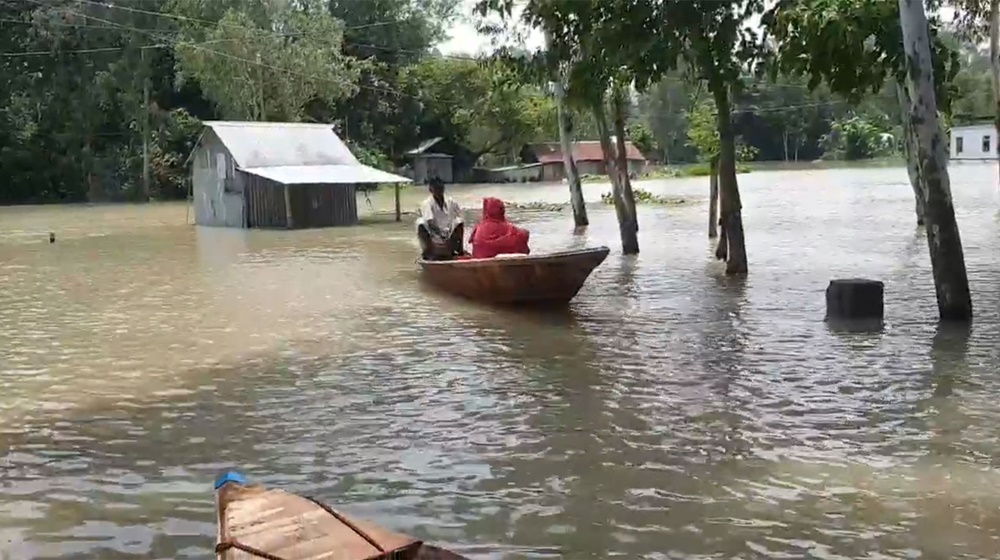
[767,0,971,320]
[625,122,657,161]
[900,0,972,321]
[765,0,959,225]
[647,0,765,274]
[636,75,700,164]
[327,0,460,159]
[401,56,557,170]
[174,6,361,121]
[531,0,643,253]
[820,114,894,160]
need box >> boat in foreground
[215,472,468,560]
[418,246,611,305]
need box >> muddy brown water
[3,165,1000,559]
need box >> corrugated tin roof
[405,137,443,155]
[243,165,410,185]
[204,121,360,168]
[528,140,646,163]
[412,152,453,158]
[490,163,543,172]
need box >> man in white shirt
[416,177,465,260]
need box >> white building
[950,122,998,161]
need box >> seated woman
[469,197,530,259]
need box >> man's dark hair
[428,176,445,189]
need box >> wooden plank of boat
[418,246,611,305]
[215,472,468,560]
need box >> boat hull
[418,246,610,305]
[215,472,468,560]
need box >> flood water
[3,164,1000,559]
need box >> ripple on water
[3,168,1000,558]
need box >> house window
[956,136,964,154]
[984,135,992,154]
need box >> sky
[436,0,543,55]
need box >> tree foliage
[175,6,361,121]
[765,0,959,112]
[402,57,558,163]
[685,100,758,162]
[820,114,895,160]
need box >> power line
[11,0,478,65]
[7,0,853,117]
[38,1,422,100]
[70,0,440,36]
[55,0,823,82]
[67,0,479,61]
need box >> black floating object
[49,232,55,243]
[825,278,884,322]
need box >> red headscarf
[469,197,530,258]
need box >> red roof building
[521,140,647,181]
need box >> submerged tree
[766,0,971,320]
[544,30,589,228]
[478,0,640,253]
[643,0,765,273]
[766,0,959,226]
[687,99,757,239]
[898,0,973,321]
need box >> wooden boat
[418,246,610,305]
[214,471,468,560]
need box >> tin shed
[190,121,409,229]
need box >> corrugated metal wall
[287,183,358,228]
[244,173,288,229]
[192,131,245,228]
[243,174,358,229]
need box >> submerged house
[190,121,409,229]
[404,137,482,183]
[404,137,455,184]
[522,141,647,182]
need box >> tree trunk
[708,79,748,274]
[593,98,638,255]
[547,31,588,227]
[709,155,719,238]
[896,81,925,225]
[783,128,789,162]
[990,0,1000,183]
[555,76,588,227]
[611,85,638,232]
[899,0,973,321]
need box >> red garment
[469,197,530,259]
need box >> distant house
[522,140,647,181]
[404,137,457,183]
[950,121,998,161]
[189,121,409,229]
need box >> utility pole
[257,53,265,120]
[141,46,151,201]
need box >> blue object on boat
[214,471,247,490]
